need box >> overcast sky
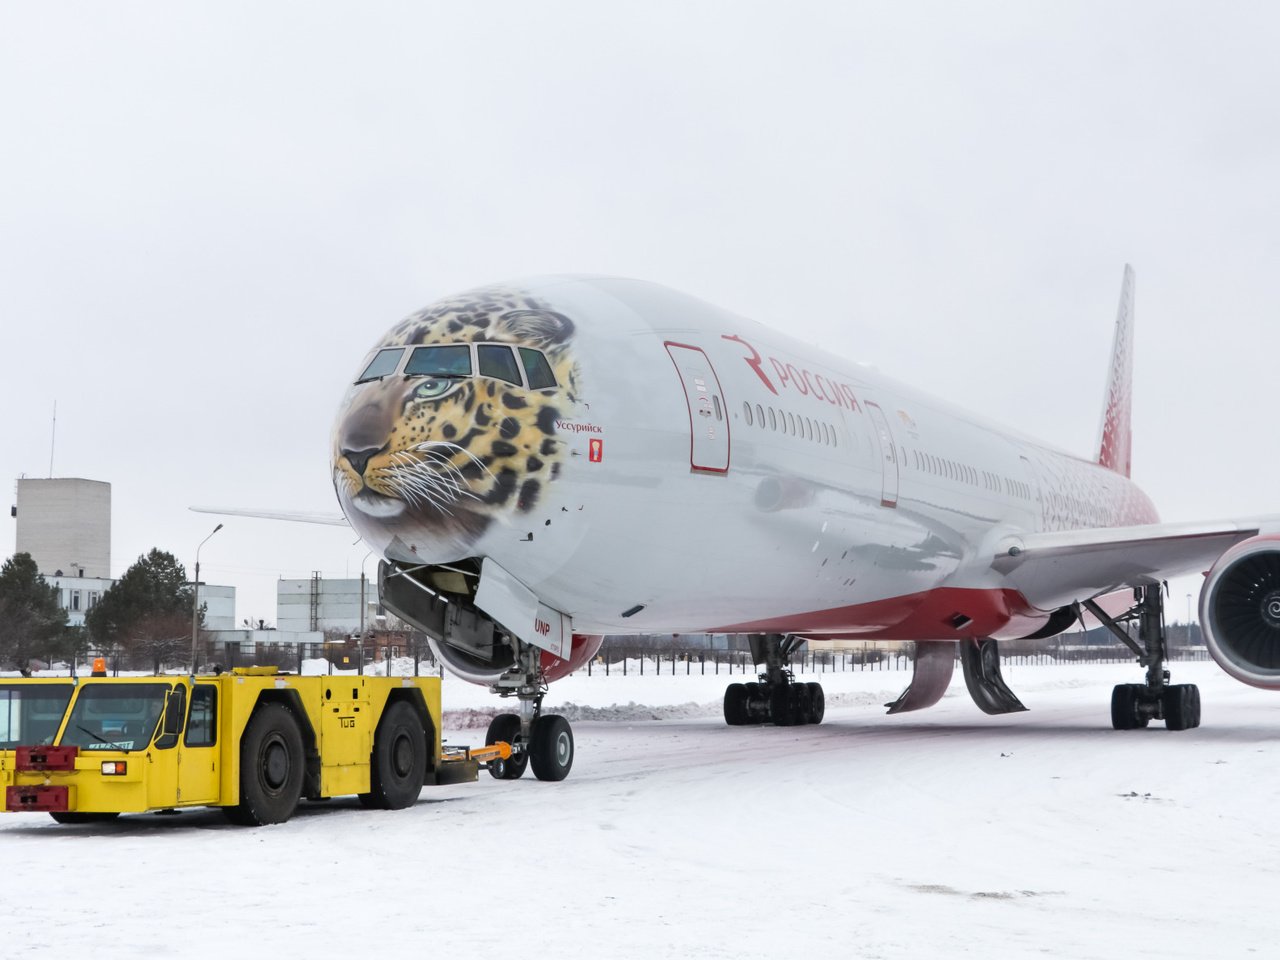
[2,2,1277,625]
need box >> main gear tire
[806,682,825,724]
[1110,684,1150,730]
[724,683,749,726]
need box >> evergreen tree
[0,553,69,673]
[86,549,199,673]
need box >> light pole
[191,523,224,673]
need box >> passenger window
[478,345,522,385]
[756,404,765,428]
[713,395,723,421]
[357,348,404,383]
[743,402,753,426]
[186,686,217,748]
[786,412,796,435]
[768,408,777,431]
[406,345,471,378]
[519,348,557,390]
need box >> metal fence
[581,645,1213,678]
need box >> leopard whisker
[383,464,459,513]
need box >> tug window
[185,686,218,748]
[478,344,522,385]
[357,348,405,383]
[519,348,557,390]
[406,345,471,378]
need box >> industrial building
[276,575,380,634]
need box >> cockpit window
[406,345,472,378]
[519,348,557,390]
[357,348,404,383]
[478,344,522,385]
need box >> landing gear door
[865,401,899,507]
[665,342,731,474]
[473,558,572,659]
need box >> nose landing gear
[483,639,575,781]
[723,634,825,727]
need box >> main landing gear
[723,633,825,727]
[483,639,575,781]
[1082,584,1201,731]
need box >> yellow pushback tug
[1,661,508,826]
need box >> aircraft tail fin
[1096,264,1135,478]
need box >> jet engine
[1200,536,1280,689]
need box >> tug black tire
[359,701,427,809]
[529,714,574,782]
[485,713,528,780]
[224,702,305,826]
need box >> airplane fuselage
[333,276,1157,644]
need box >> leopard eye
[411,378,456,402]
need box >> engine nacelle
[426,632,604,685]
[1200,535,1280,689]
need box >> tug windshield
[59,684,169,752]
[0,683,74,748]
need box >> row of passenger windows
[909,449,1031,500]
[357,343,558,391]
[743,402,839,448]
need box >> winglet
[1096,265,1135,478]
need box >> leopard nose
[343,446,382,477]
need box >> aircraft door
[865,402,899,507]
[665,342,730,474]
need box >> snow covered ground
[3,660,1279,959]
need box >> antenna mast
[48,402,57,478]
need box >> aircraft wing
[191,505,350,527]
[991,517,1280,611]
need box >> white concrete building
[45,574,113,628]
[193,583,236,631]
[14,478,110,578]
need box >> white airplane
[205,267,1280,783]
